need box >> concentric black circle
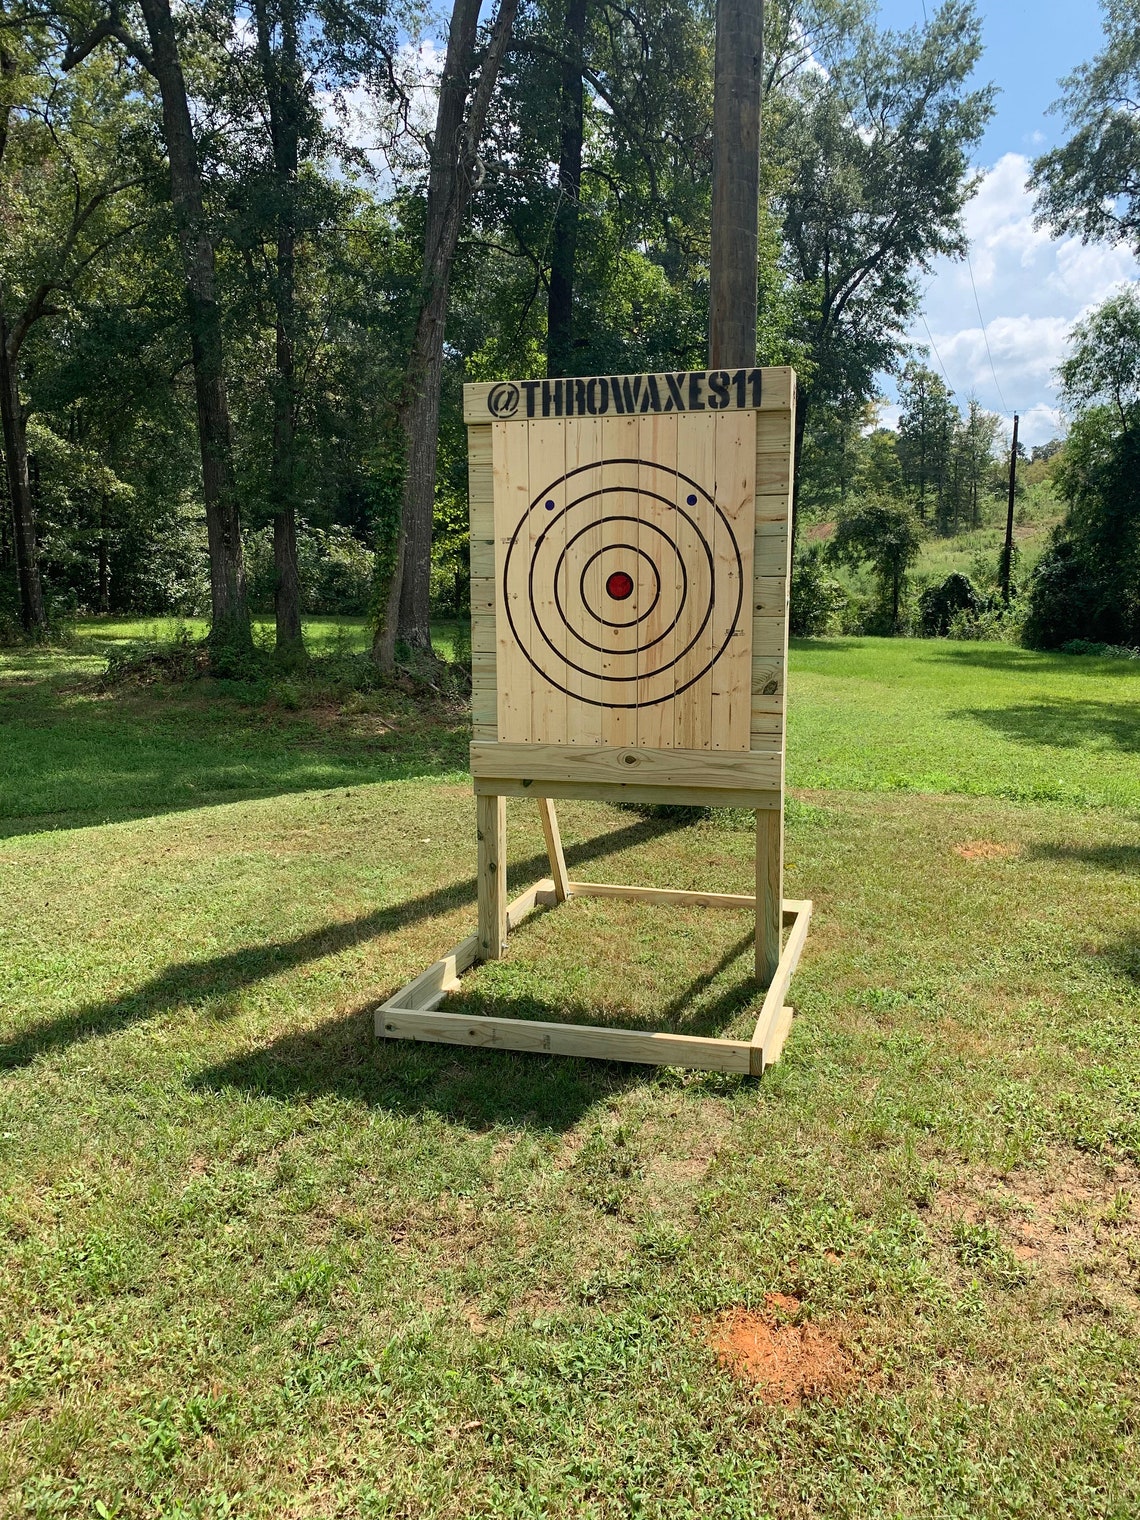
[502,458,743,709]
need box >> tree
[1,31,145,634]
[771,0,993,527]
[1024,286,1140,648]
[63,0,253,655]
[829,497,923,630]
[376,0,519,666]
[1057,282,1140,434]
[896,363,956,526]
[1031,0,1140,255]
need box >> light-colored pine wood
[380,935,479,1012]
[635,412,678,749]
[379,1006,755,1073]
[472,777,781,809]
[598,414,640,750]
[476,793,508,959]
[468,423,497,741]
[537,798,570,901]
[555,413,605,739]
[755,806,783,987]
[711,408,755,748]
[762,1005,795,1067]
[527,418,568,746]
[470,741,781,791]
[494,420,534,742]
[462,367,795,423]
[750,899,812,1061]
[673,410,718,749]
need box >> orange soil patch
[953,840,1019,861]
[708,1294,856,1405]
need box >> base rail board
[568,881,806,924]
[378,1007,754,1074]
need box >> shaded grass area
[788,638,1140,807]
[2,633,1139,1516]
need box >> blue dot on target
[545,499,556,510]
[686,493,697,505]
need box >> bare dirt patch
[953,840,1020,861]
[933,1152,1140,1311]
[707,1293,857,1405]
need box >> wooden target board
[466,367,794,803]
[377,368,811,1078]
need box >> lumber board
[476,794,508,959]
[472,776,781,809]
[379,934,479,1013]
[378,1007,755,1074]
[463,366,795,423]
[470,741,781,792]
[750,900,813,1065]
[537,800,570,901]
[755,808,784,988]
[762,1005,795,1067]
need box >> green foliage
[790,543,848,636]
[918,572,985,636]
[830,497,924,631]
[1057,283,1140,425]
[1031,0,1140,254]
[243,524,374,616]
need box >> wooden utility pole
[708,0,763,369]
[1001,411,1019,604]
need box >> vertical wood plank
[467,423,497,740]
[536,797,570,902]
[494,420,533,743]
[712,408,755,750]
[673,413,718,750]
[600,414,639,749]
[635,412,678,749]
[755,805,782,987]
[477,793,508,960]
[527,418,567,745]
[564,415,605,743]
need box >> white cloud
[888,153,1140,447]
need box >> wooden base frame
[376,799,812,1077]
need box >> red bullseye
[606,570,634,601]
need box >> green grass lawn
[1,625,1138,1517]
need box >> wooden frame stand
[375,366,812,1077]
[377,797,812,1078]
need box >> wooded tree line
[1,0,1000,657]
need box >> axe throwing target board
[377,367,813,1077]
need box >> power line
[919,309,954,394]
[966,250,1010,414]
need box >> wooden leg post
[755,804,783,987]
[536,798,570,902]
[477,794,507,959]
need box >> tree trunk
[254,0,304,657]
[98,494,110,612]
[0,317,47,635]
[708,0,763,369]
[546,0,587,379]
[137,0,250,653]
[374,0,519,666]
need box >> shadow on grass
[951,699,1140,753]
[194,1006,641,1131]
[0,818,676,1074]
[1097,936,1140,987]
[1029,842,1140,873]
[0,674,472,839]
[192,928,757,1130]
[929,642,1140,678]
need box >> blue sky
[874,0,1139,444]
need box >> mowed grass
[1,627,1139,1517]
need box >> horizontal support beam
[377,1007,754,1074]
[568,882,805,923]
[473,776,781,810]
[471,742,781,793]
